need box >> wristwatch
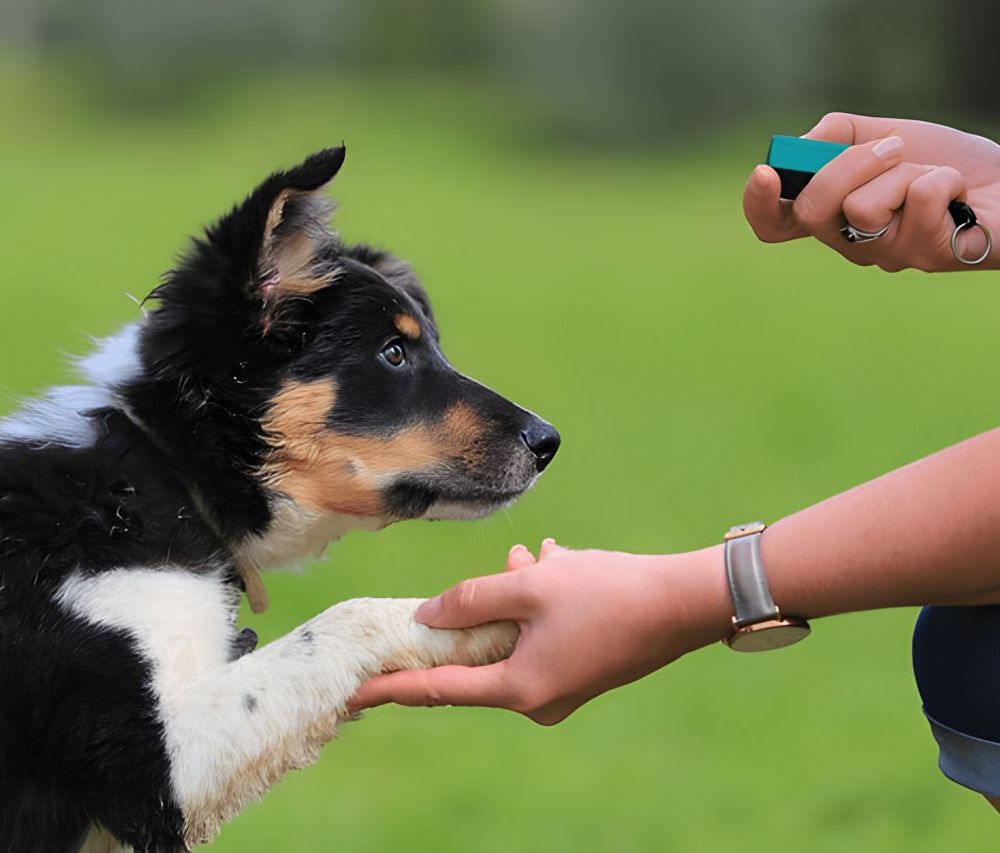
[722,522,810,652]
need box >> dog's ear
[207,146,346,311]
[143,148,346,375]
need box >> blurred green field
[4,61,1000,851]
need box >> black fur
[0,414,222,850]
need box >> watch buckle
[724,522,766,541]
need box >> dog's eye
[380,342,406,368]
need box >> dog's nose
[521,420,561,472]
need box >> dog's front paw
[393,612,519,672]
[328,598,518,675]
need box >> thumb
[415,571,531,629]
[743,165,806,244]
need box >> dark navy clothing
[913,606,1000,796]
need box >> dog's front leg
[166,598,517,847]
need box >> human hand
[349,539,731,725]
[743,113,1000,271]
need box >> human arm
[743,112,1000,271]
[351,425,1000,724]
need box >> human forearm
[760,426,1000,620]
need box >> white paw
[324,598,518,674]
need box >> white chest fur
[56,567,238,707]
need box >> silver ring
[950,220,993,266]
[841,222,890,244]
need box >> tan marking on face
[393,313,421,340]
[441,401,489,466]
[260,381,489,517]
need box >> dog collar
[237,562,270,614]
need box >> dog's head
[136,147,558,547]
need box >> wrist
[647,545,733,650]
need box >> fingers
[792,136,904,238]
[505,543,536,572]
[349,666,582,727]
[841,163,935,233]
[348,662,514,711]
[842,164,973,272]
[803,112,857,144]
[896,166,969,267]
[743,164,807,244]
[539,537,569,560]
[415,571,530,628]
[803,112,904,145]
[745,137,902,244]
[504,538,566,572]
[416,537,562,629]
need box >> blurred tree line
[2,0,998,139]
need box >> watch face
[726,620,810,652]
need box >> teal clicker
[766,135,849,200]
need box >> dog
[0,147,560,852]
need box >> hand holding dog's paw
[350,540,733,724]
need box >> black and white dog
[0,147,559,851]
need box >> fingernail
[873,136,903,159]
[415,597,441,624]
[510,543,529,556]
[542,537,556,547]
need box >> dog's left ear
[207,146,346,311]
[144,148,346,375]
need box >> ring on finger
[841,221,891,244]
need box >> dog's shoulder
[0,407,226,589]
[0,402,242,850]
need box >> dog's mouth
[377,416,557,523]
[421,494,524,522]
[383,474,539,522]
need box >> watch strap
[724,522,780,627]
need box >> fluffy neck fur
[0,323,368,583]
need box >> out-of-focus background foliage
[3,2,1000,850]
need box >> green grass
[3,59,1000,850]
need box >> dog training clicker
[766,134,993,263]
[766,134,849,200]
